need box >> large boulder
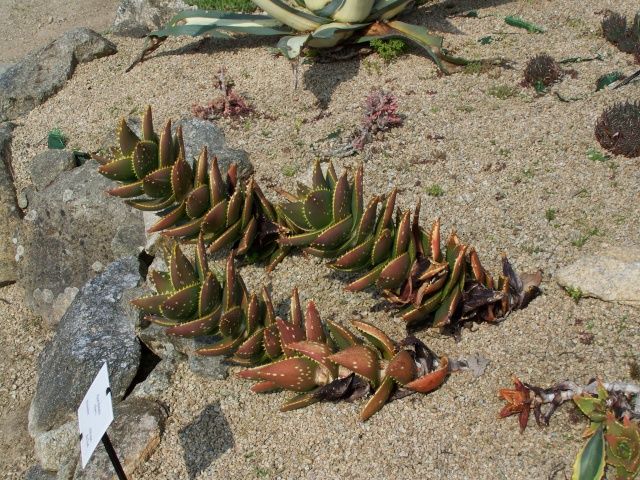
[29,149,77,191]
[28,256,144,438]
[0,122,20,284]
[112,0,193,37]
[556,247,640,306]
[0,29,116,121]
[14,159,146,326]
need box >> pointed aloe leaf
[117,118,139,156]
[198,271,220,316]
[401,291,441,323]
[150,270,172,294]
[572,424,605,480]
[371,228,393,265]
[392,210,412,257]
[161,216,204,238]
[279,201,312,230]
[329,345,379,386]
[325,318,357,350]
[147,201,186,233]
[202,200,228,234]
[351,163,364,228]
[171,156,193,202]
[345,262,385,291]
[297,182,311,199]
[351,319,395,360]
[186,184,210,219]
[165,306,221,337]
[385,350,417,385]
[311,215,353,249]
[375,188,396,236]
[440,244,467,300]
[132,141,158,180]
[376,252,410,290]
[304,189,333,230]
[433,284,462,328]
[405,357,449,393]
[219,306,244,337]
[311,159,328,190]
[258,357,320,392]
[142,166,172,198]
[130,293,170,315]
[226,186,243,228]
[304,301,325,343]
[265,244,291,272]
[106,181,145,198]
[263,323,283,359]
[234,328,265,360]
[280,391,321,412]
[127,194,175,211]
[326,162,338,189]
[236,216,258,255]
[98,157,135,182]
[355,196,379,244]
[332,171,351,222]
[241,180,255,228]
[290,341,337,380]
[159,119,174,168]
[278,229,321,247]
[360,375,394,421]
[277,317,306,358]
[160,283,200,320]
[253,181,277,221]
[290,287,303,327]
[207,156,226,205]
[169,244,198,289]
[195,335,244,356]
[193,146,209,187]
[245,293,261,335]
[90,152,111,166]
[142,105,154,142]
[329,235,374,271]
[205,219,242,253]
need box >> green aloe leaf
[572,424,605,480]
[142,166,172,198]
[504,15,545,33]
[160,283,201,320]
[303,189,333,229]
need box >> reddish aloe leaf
[117,117,139,156]
[280,391,321,412]
[279,201,311,230]
[372,229,393,265]
[355,196,380,244]
[377,188,397,234]
[221,253,237,311]
[147,200,186,233]
[161,216,204,237]
[386,350,417,385]
[251,380,279,393]
[99,157,136,182]
[240,180,255,228]
[433,285,462,327]
[262,285,276,326]
[206,156,225,205]
[159,119,173,168]
[311,215,353,249]
[263,324,283,359]
[234,329,265,360]
[290,287,302,327]
[142,166,172,198]
[236,216,257,255]
[329,345,380,387]
[142,105,154,141]
[171,156,193,202]
[144,315,181,327]
[276,317,305,358]
[469,247,485,284]
[245,293,261,335]
[411,198,423,254]
[160,283,200,320]
[150,270,172,294]
[290,340,338,380]
[266,245,291,273]
[446,230,461,258]
[351,320,396,360]
[430,219,441,262]
[296,182,311,199]
[278,230,321,247]
[376,252,411,291]
[325,318,358,350]
[332,171,351,222]
[351,163,364,227]
[205,219,242,253]
[392,210,412,258]
[345,263,385,291]
[174,125,186,165]
[90,152,110,166]
[196,335,244,356]
[414,272,447,306]
[193,146,208,187]
[416,261,448,282]
[132,141,158,180]
[201,200,228,234]
[304,301,325,343]
[194,235,208,281]
[360,375,394,421]
[312,159,328,190]
[198,272,220,317]
[328,235,375,271]
[226,163,237,191]
[130,293,170,315]
[401,292,441,323]
[165,306,221,337]
[253,181,277,221]
[326,162,338,187]
[440,244,467,300]
[226,186,243,228]
[106,181,144,198]
[405,357,449,393]
[186,184,210,219]
[304,189,333,230]
[169,244,198,289]
[258,357,320,392]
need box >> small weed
[254,466,269,477]
[425,184,444,196]
[565,285,582,301]
[261,130,272,137]
[185,0,257,12]
[282,166,296,177]
[586,321,595,330]
[363,59,382,75]
[587,149,610,162]
[499,148,511,156]
[522,168,534,177]
[430,107,441,114]
[545,209,556,221]
[370,39,408,64]
[488,84,520,100]
[572,227,599,247]
[456,105,475,113]
[243,120,252,131]
[523,245,542,254]
[245,451,255,458]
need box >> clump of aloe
[522,54,562,93]
[595,101,640,158]
[192,67,254,120]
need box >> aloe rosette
[130,0,470,73]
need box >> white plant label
[78,362,114,468]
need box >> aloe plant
[100,107,541,331]
[128,0,476,73]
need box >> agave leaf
[572,424,605,480]
[365,0,412,21]
[307,22,363,48]
[160,283,201,320]
[360,375,394,421]
[250,0,329,32]
[142,166,173,198]
[277,34,312,60]
[159,10,290,35]
[313,0,345,18]
[331,0,374,23]
[117,118,139,157]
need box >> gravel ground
[2,0,640,478]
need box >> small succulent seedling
[192,67,255,120]
[523,54,562,93]
[594,101,640,158]
[565,285,582,302]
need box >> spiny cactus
[101,107,541,332]
[595,101,640,158]
[523,54,561,92]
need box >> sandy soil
[1,0,639,479]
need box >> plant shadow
[178,401,234,479]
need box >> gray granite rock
[112,0,193,37]
[0,122,20,284]
[33,420,79,472]
[23,464,56,479]
[73,397,168,479]
[131,353,180,400]
[29,149,76,191]
[188,352,228,380]
[15,159,146,326]
[28,257,143,437]
[556,247,640,306]
[0,29,116,121]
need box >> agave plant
[129,0,473,73]
[498,377,640,480]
